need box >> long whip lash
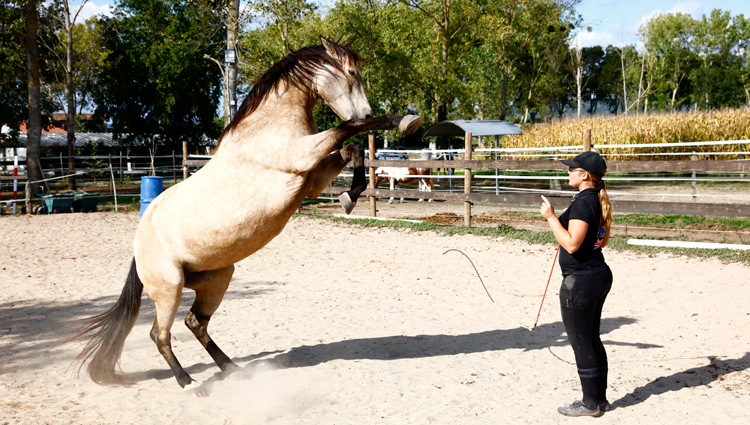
[443,249,532,331]
[444,246,560,332]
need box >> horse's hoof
[338,192,355,215]
[398,115,423,135]
[184,381,207,397]
[222,362,243,375]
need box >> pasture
[1,212,749,424]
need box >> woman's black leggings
[559,269,613,410]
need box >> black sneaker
[557,400,602,417]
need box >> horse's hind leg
[184,265,238,374]
[144,270,201,394]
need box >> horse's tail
[65,258,143,385]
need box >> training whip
[531,244,560,331]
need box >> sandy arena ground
[1,211,749,424]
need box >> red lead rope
[532,244,560,331]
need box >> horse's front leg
[305,143,366,215]
[297,114,423,169]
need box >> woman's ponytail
[592,175,613,230]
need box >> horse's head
[314,37,373,121]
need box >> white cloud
[571,31,617,48]
[635,1,704,32]
[667,1,704,17]
[76,2,114,22]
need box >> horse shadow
[229,316,657,370]
[611,352,750,411]
[168,316,657,393]
[0,280,280,375]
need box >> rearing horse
[67,38,422,396]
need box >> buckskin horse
[66,38,422,396]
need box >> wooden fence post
[464,131,472,227]
[59,153,64,186]
[108,153,113,195]
[494,135,500,195]
[182,141,188,181]
[583,128,592,151]
[24,181,31,215]
[741,144,745,179]
[692,153,697,202]
[368,131,376,217]
[172,150,176,184]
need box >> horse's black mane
[217,41,361,147]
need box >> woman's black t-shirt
[558,188,609,275]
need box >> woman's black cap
[560,151,607,177]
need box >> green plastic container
[71,191,100,212]
[42,193,75,213]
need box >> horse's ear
[320,36,337,57]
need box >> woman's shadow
[611,352,750,411]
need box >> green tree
[45,0,98,189]
[580,45,604,115]
[24,0,44,184]
[0,2,27,144]
[544,19,576,120]
[640,12,696,112]
[478,0,577,121]
[597,45,624,114]
[690,9,746,109]
[94,0,224,152]
[738,14,750,106]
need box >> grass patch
[295,213,750,265]
[614,213,750,229]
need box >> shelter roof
[14,133,216,147]
[422,120,523,137]
[17,132,118,147]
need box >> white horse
[375,149,435,202]
[66,38,422,396]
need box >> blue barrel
[140,176,164,217]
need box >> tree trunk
[65,5,77,189]
[224,0,239,127]
[438,103,447,122]
[636,54,644,116]
[25,0,42,186]
[499,67,509,120]
[437,0,449,122]
[576,65,582,120]
[620,48,627,116]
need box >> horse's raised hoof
[184,381,208,397]
[338,192,355,215]
[398,115,424,135]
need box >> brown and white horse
[374,150,435,202]
[66,38,422,396]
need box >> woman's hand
[540,195,555,219]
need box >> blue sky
[574,0,750,47]
[78,0,750,48]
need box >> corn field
[503,108,750,161]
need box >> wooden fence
[182,138,750,223]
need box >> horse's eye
[348,70,356,76]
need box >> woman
[539,151,613,417]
